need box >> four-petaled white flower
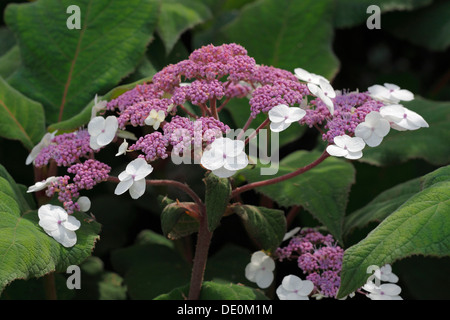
[363,281,403,300]
[326,135,366,159]
[355,111,390,147]
[77,196,91,212]
[145,109,166,130]
[294,67,336,115]
[27,176,59,193]
[116,139,129,157]
[91,94,107,119]
[245,251,275,289]
[114,158,153,199]
[200,137,248,178]
[268,104,306,132]
[88,116,119,150]
[25,131,58,165]
[38,204,81,248]
[276,275,314,300]
[368,83,414,104]
[375,264,399,283]
[380,104,429,131]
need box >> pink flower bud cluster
[46,160,110,213]
[275,228,344,298]
[129,132,170,162]
[34,130,93,167]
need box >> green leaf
[157,0,212,54]
[345,165,450,234]
[232,204,286,251]
[334,0,432,28]
[219,0,339,79]
[47,76,153,132]
[0,45,21,79]
[0,76,45,150]
[384,0,450,51]
[111,243,191,299]
[160,201,200,240]
[154,281,269,300]
[0,165,101,293]
[204,173,231,232]
[5,0,159,124]
[240,150,355,242]
[338,179,450,298]
[360,97,450,166]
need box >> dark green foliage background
[0,0,448,300]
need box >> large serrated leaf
[0,76,45,150]
[5,0,159,124]
[338,177,450,298]
[0,165,101,293]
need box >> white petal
[126,158,148,176]
[116,140,129,156]
[326,145,347,157]
[157,110,166,122]
[368,84,390,100]
[201,148,225,171]
[374,118,391,137]
[364,133,384,147]
[307,83,321,96]
[224,152,248,171]
[319,79,336,98]
[345,136,365,152]
[88,116,105,137]
[260,255,276,272]
[118,171,132,182]
[62,215,81,231]
[90,135,102,150]
[212,166,235,178]
[255,270,274,289]
[294,68,312,82]
[129,178,146,199]
[405,109,429,129]
[77,196,91,212]
[245,262,259,281]
[251,251,269,264]
[333,135,352,148]
[286,107,306,123]
[391,89,414,101]
[276,285,290,300]
[298,280,315,296]
[283,227,300,241]
[39,217,58,232]
[55,228,78,247]
[268,104,290,123]
[282,275,302,291]
[114,178,134,195]
[380,105,405,122]
[380,283,402,296]
[270,120,290,132]
[355,122,373,140]
[134,162,153,181]
[383,83,400,91]
[345,150,363,159]
[223,138,245,157]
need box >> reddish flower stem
[231,149,330,198]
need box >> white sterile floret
[326,135,366,159]
[245,251,275,289]
[380,104,429,131]
[363,281,403,300]
[114,158,153,199]
[38,204,81,248]
[368,83,414,104]
[375,264,399,283]
[283,227,301,241]
[25,131,58,165]
[145,109,166,130]
[355,111,390,147]
[88,115,119,150]
[276,275,314,300]
[116,139,129,157]
[268,104,306,132]
[200,137,248,178]
[91,94,108,119]
[294,67,335,115]
[27,176,59,193]
[77,196,91,212]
